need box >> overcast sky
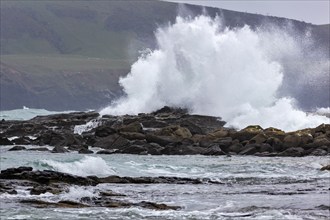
[164,0,329,25]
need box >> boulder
[232,125,263,142]
[283,134,302,148]
[249,133,268,144]
[0,137,13,145]
[51,146,69,153]
[78,148,94,154]
[154,125,192,139]
[27,147,49,152]
[8,145,26,151]
[145,134,179,146]
[95,126,116,137]
[120,122,143,133]
[264,127,286,140]
[93,134,129,150]
[228,143,243,153]
[320,165,330,171]
[203,144,226,156]
[278,147,305,157]
[309,149,328,156]
[119,145,148,155]
[265,137,283,152]
[239,144,258,155]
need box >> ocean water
[0,108,73,121]
[1,146,329,220]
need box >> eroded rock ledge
[0,166,222,210]
[1,106,329,157]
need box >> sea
[0,108,329,219]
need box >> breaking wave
[101,15,329,131]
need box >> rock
[264,127,286,140]
[12,136,33,145]
[309,149,328,156]
[30,185,63,195]
[154,125,192,139]
[320,165,330,171]
[265,137,283,152]
[51,146,69,153]
[239,144,258,155]
[120,122,143,133]
[95,126,116,137]
[96,150,117,154]
[0,137,13,145]
[20,199,90,208]
[119,145,148,155]
[120,132,145,140]
[259,143,274,153]
[283,134,302,148]
[278,147,305,157]
[207,128,229,139]
[8,145,26,151]
[27,147,49,151]
[93,134,129,150]
[145,134,179,146]
[137,201,180,210]
[249,133,268,144]
[228,143,243,153]
[315,124,330,134]
[78,148,94,154]
[203,144,226,155]
[233,125,263,142]
[160,145,205,155]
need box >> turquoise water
[0,108,73,121]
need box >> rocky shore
[1,106,329,157]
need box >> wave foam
[100,15,329,131]
[40,156,116,177]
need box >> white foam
[74,119,101,135]
[40,156,116,177]
[100,15,329,131]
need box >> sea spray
[100,15,329,131]
[40,156,116,177]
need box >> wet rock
[249,133,268,144]
[278,147,305,157]
[95,126,116,137]
[30,185,63,195]
[228,143,243,153]
[283,134,302,148]
[264,127,286,140]
[233,125,263,142]
[265,137,283,152]
[137,201,180,210]
[203,144,226,156]
[259,143,274,153]
[51,146,69,153]
[93,134,129,150]
[96,149,117,154]
[12,136,33,145]
[78,148,94,154]
[27,147,49,151]
[0,137,13,145]
[239,144,258,155]
[20,199,90,208]
[120,122,143,133]
[119,145,148,155]
[8,145,26,151]
[145,134,179,146]
[120,132,145,140]
[160,144,204,155]
[154,125,192,139]
[309,148,328,156]
[320,165,330,171]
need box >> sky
[164,0,329,25]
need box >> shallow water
[1,148,329,219]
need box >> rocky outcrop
[0,107,329,157]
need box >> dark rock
[96,150,117,154]
[145,134,179,146]
[30,185,63,195]
[120,122,143,133]
[51,146,69,153]
[249,133,268,144]
[265,137,283,152]
[228,143,243,153]
[309,148,328,156]
[232,125,263,142]
[95,126,116,137]
[137,201,180,210]
[320,165,330,171]
[78,148,94,154]
[8,145,26,151]
[0,137,12,145]
[27,147,49,151]
[20,199,90,208]
[93,134,129,150]
[160,144,204,155]
[153,125,192,138]
[278,147,305,157]
[283,134,302,148]
[203,144,225,155]
[239,144,258,155]
[120,132,145,140]
[119,145,148,155]
[259,143,274,153]
[12,136,33,145]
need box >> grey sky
[164,0,329,25]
